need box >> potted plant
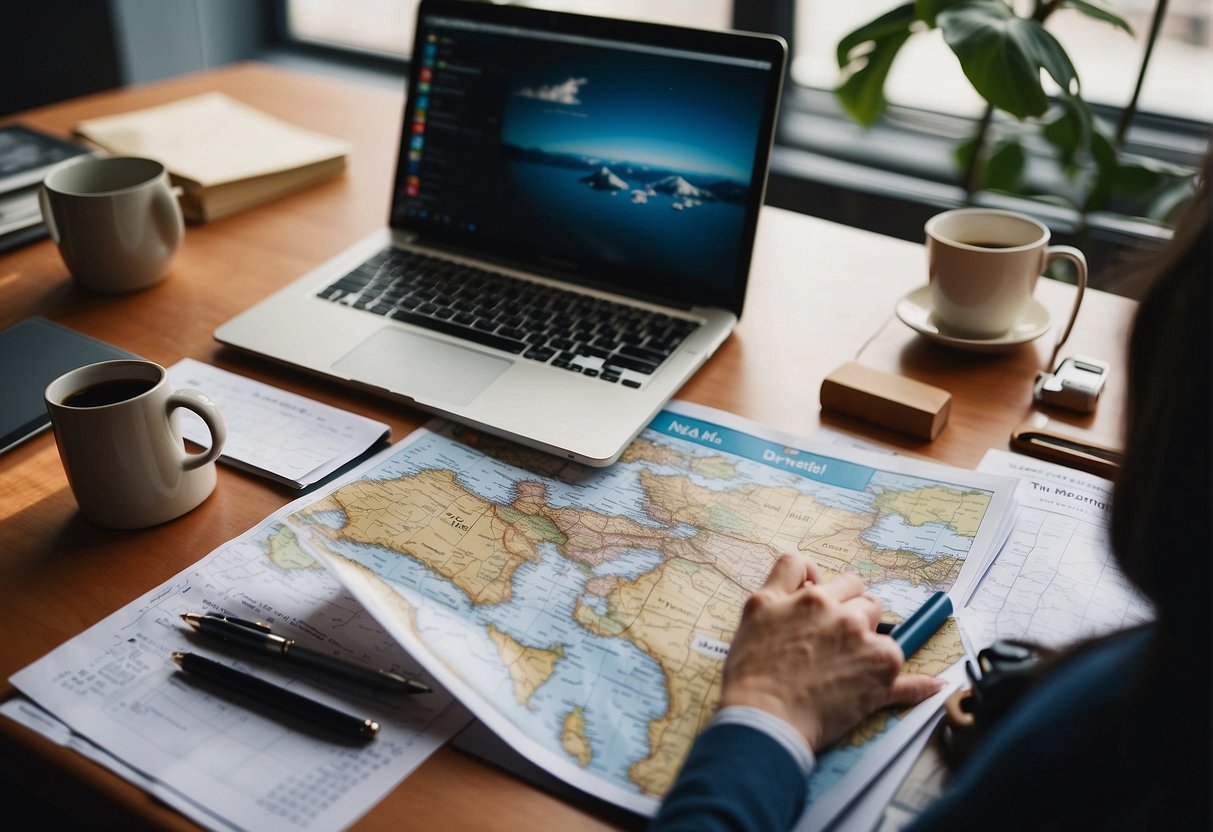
[835,0,1198,229]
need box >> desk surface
[0,62,1137,831]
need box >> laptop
[215,0,786,466]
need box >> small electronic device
[1033,355,1109,413]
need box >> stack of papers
[5,401,1149,830]
[74,93,351,222]
[4,504,471,832]
[167,358,389,489]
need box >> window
[283,0,732,59]
[793,0,1213,123]
[277,0,1211,273]
[285,0,417,59]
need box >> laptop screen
[390,1,785,316]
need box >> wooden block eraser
[819,362,951,440]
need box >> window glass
[793,0,1213,123]
[284,0,731,59]
[286,0,418,58]
[504,0,730,30]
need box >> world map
[282,403,1016,816]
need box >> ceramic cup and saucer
[895,284,1052,353]
[897,208,1086,355]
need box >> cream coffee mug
[39,156,184,293]
[45,359,225,529]
[925,208,1086,340]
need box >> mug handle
[167,389,227,471]
[37,185,60,243]
[1044,245,1087,366]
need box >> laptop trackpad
[333,327,512,407]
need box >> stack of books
[73,92,352,223]
[0,124,91,253]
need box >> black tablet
[0,317,138,454]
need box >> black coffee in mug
[958,240,1018,249]
[63,377,156,408]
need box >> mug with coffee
[39,156,184,293]
[924,208,1086,342]
[45,359,225,529]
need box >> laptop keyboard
[316,248,701,388]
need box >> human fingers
[814,571,867,602]
[855,593,884,629]
[883,673,947,709]
[763,551,820,594]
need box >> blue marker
[888,591,953,658]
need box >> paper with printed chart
[6,510,471,832]
[960,449,1154,651]
[274,400,1017,819]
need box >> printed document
[865,449,1154,832]
[168,358,389,488]
[960,449,1153,650]
[6,506,471,832]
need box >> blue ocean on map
[322,531,670,791]
[864,515,974,560]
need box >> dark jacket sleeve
[649,722,808,832]
[903,626,1208,832]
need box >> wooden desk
[0,62,1137,830]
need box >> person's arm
[650,706,813,832]
[651,553,943,832]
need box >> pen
[171,651,380,741]
[181,612,431,694]
[885,591,953,658]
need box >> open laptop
[215,0,786,466]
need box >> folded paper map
[279,400,1018,820]
[74,92,350,221]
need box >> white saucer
[895,285,1051,353]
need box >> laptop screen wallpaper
[392,13,777,310]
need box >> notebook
[215,0,786,466]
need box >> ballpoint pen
[171,651,380,741]
[181,612,432,694]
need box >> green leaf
[1041,97,1093,171]
[954,134,980,174]
[1089,129,1118,175]
[1083,129,1120,212]
[938,0,1080,117]
[1060,0,1134,35]
[915,0,968,27]
[1108,163,1164,197]
[836,28,914,126]
[981,137,1026,191]
[837,3,917,67]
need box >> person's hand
[719,552,945,752]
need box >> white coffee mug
[45,359,225,529]
[925,208,1086,340]
[39,156,184,293]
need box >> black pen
[171,651,380,741]
[181,612,431,694]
